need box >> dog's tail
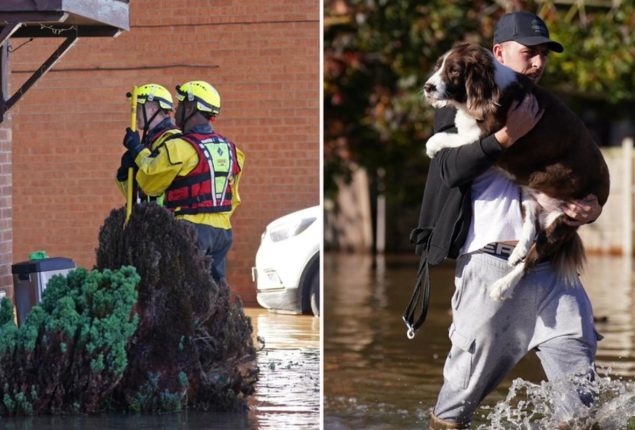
[524,216,585,286]
[552,229,586,286]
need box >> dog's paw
[425,133,448,158]
[508,248,525,267]
[488,279,513,301]
[488,284,504,301]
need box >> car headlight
[268,216,316,242]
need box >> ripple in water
[476,368,635,429]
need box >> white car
[252,206,320,316]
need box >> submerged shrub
[95,203,258,412]
[0,266,139,415]
[0,203,257,416]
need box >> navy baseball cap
[493,11,564,53]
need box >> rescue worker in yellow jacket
[116,83,182,202]
[122,80,245,284]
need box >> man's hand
[562,194,602,226]
[495,94,544,148]
[116,151,136,181]
[122,128,144,157]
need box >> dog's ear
[465,60,500,120]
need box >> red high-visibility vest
[164,132,240,216]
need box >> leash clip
[403,316,416,340]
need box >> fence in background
[326,138,635,256]
[580,138,635,256]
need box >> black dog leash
[403,227,433,340]
[402,256,430,339]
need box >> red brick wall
[0,116,12,297]
[9,0,320,304]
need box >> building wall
[9,0,320,304]
[0,115,11,297]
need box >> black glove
[122,128,144,157]
[116,151,137,181]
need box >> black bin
[11,257,75,326]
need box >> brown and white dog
[423,42,610,300]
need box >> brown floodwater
[0,308,320,430]
[246,308,321,429]
[324,252,635,429]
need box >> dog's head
[423,43,510,120]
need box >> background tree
[324,0,635,252]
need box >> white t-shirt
[461,168,523,255]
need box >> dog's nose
[423,82,435,93]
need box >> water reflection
[581,256,635,376]
[248,309,320,430]
[324,252,635,429]
[0,308,320,430]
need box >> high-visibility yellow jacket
[133,124,244,230]
[116,121,181,203]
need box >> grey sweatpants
[434,252,599,424]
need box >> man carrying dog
[413,12,602,429]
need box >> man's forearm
[435,134,503,188]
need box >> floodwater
[324,252,635,429]
[247,309,321,429]
[0,308,320,430]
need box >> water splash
[476,368,635,429]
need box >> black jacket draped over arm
[412,106,504,262]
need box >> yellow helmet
[175,80,221,116]
[128,83,173,111]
